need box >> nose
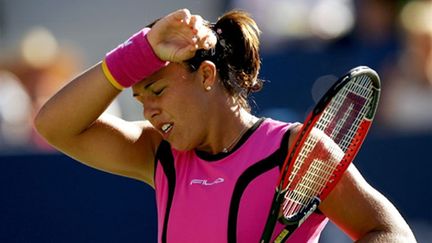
[143,101,161,120]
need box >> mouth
[161,123,173,134]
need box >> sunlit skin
[34,8,417,243]
[132,61,257,154]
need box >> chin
[169,141,192,152]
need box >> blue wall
[0,153,157,243]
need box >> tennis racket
[260,66,381,243]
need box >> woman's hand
[147,9,217,62]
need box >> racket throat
[279,197,321,226]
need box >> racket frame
[260,66,380,243]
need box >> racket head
[313,66,380,120]
[278,66,381,223]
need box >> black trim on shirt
[195,117,266,161]
[227,129,291,243]
[155,140,176,243]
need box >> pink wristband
[102,27,168,89]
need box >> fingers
[171,9,216,50]
[151,9,217,61]
[201,28,217,50]
[193,29,217,50]
[172,8,192,24]
[189,15,217,50]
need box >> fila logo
[190,177,224,186]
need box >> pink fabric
[104,27,168,88]
[155,118,328,242]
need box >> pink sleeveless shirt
[154,118,328,243]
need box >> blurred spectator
[320,0,400,75]
[6,27,83,151]
[229,0,356,51]
[0,70,32,150]
[229,0,400,117]
[378,0,432,134]
[0,26,123,152]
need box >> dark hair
[185,10,263,111]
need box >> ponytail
[186,10,263,111]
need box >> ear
[197,60,217,89]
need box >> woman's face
[132,62,213,151]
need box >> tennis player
[34,8,416,243]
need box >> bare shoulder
[287,122,303,145]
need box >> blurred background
[0,0,431,242]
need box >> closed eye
[152,87,165,96]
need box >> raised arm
[34,61,162,185]
[34,9,216,186]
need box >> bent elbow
[33,108,58,144]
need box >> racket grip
[260,191,285,243]
[274,197,321,243]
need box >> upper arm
[319,164,416,242]
[287,123,415,241]
[56,114,162,187]
[34,63,163,187]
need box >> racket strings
[281,75,375,219]
[318,75,373,151]
[282,159,335,216]
[283,137,341,217]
